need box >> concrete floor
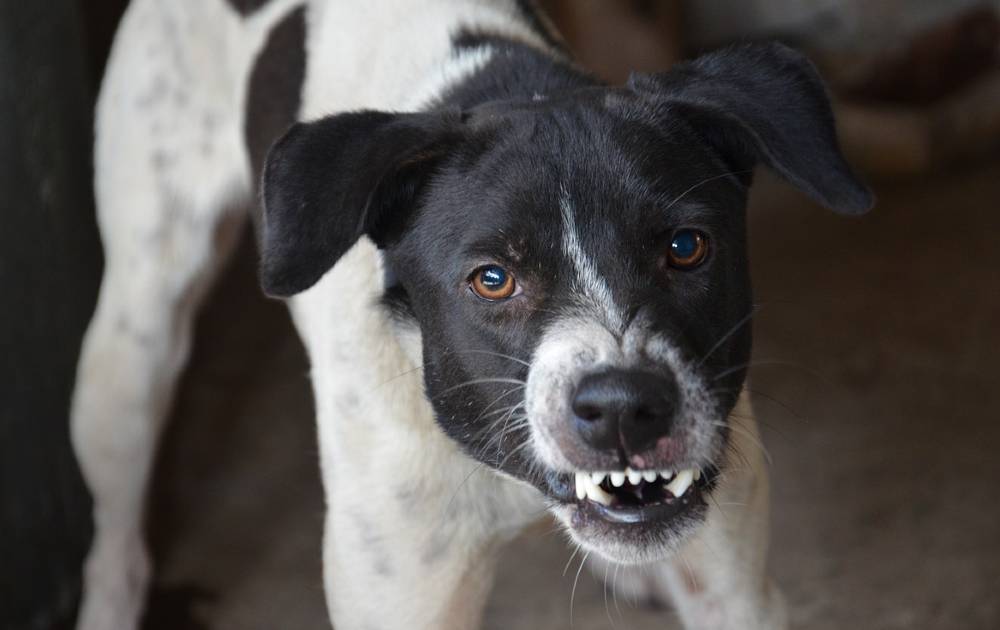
[144,159,1000,629]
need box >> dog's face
[260,44,871,564]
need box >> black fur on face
[379,97,759,469]
[260,42,871,518]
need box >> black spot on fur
[226,0,272,17]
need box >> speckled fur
[71,1,783,629]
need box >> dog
[70,0,872,628]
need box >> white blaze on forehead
[559,186,625,331]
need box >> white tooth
[666,469,695,498]
[591,472,607,485]
[585,478,614,506]
[610,472,625,487]
[627,468,643,485]
[660,469,674,480]
[642,470,658,483]
[694,469,702,481]
[575,473,587,500]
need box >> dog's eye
[667,229,709,269]
[470,265,517,300]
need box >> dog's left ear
[259,110,463,297]
[627,42,873,215]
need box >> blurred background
[1,1,998,628]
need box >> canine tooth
[627,468,643,485]
[585,478,614,506]
[575,473,587,500]
[665,469,695,498]
[610,472,626,487]
[642,470,658,483]
[591,472,607,485]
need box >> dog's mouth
[546,465,719,525]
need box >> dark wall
[0,1,121,628]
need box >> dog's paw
[76,537,151,630]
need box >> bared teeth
[574,467,703,504]
[665,469,695,498]
[585,481,613,505]
[574,472,612,505]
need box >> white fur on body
[72,1,784,629]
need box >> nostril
[574,403,604,422]
[633,406,659,424]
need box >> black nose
[571,369,679,455]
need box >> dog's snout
[571,369,678,455]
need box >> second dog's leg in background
[70,1,254,627]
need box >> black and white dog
[71,0,872,628]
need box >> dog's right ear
[259,110,463,298]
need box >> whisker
[662,169,753,212]
[376,348,530,387]
[453,349,530,367]
[497,439,533,470]
[433,377,526,399]
[712,358,831,383]
[744,387,808,425]
[696,307,758,367]
[714,420,772,465]
[569,550,592,628]
[442,462,486,520]
[612,561,623,619]
[495,405,525,464]
[472,387,525,424]
[603,558,617,630]
[562,542,582,577]
[473,407,525,463]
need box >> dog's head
[259,43,871,564]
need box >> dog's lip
[577,486,705,524]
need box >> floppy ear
[259,110,463,297]
[627,42,873,215]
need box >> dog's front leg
[604,398,787,629]
[321,442,538,630]
[289,258,543,630]
[661,435,788,630]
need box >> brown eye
[667,229,709,269]
[470,265,516,300]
